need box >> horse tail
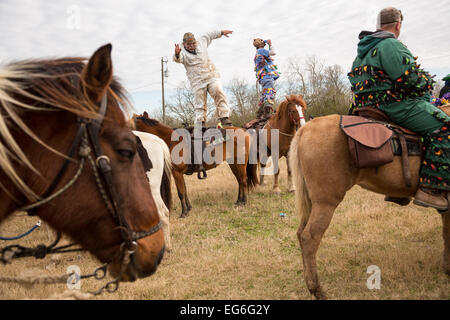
[246,162,259,190]
[159,140,173,212]
[289,128,312,228]
[246,132,259,189]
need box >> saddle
[243,118,269,130]
[341,107,422,189]
[184,126,229,179]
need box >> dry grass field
[0,158,449,300]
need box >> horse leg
[229,164,247,206]
[173,169,190,218]
[273,170,281,195]
[298,202,337,299]
[286,156,295,193]
[259,162,266,186]
[442,212,450,275]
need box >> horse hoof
[288,187,295,193]
[179,212,189,218]
[312,287,327,300]
[235,201,246,207]
[273,189,281,195]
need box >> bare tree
[282,55,352,117]
[226,77,260,126]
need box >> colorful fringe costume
[254,45,280,109]
[348,31,450,191]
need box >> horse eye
[117,149,135,159]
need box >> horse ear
[286,95,293,103]
[82,43,113,103]
[143,111,149,118]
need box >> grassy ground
[0,159,448,299]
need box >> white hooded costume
[173,30,231,124]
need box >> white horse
[133,131,173,251]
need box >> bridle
[264,103,306,136]
[1,94,162,293]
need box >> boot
[218,117,233,127]
[256,103,273,121]
[413,188,448,211]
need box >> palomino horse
[133,131,173,250]
[133,113,258,217]
[0,44,165,283]
[259,94,307,194]
[289,106,450,299]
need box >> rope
[0,220,41,241]
[48,290,95,300]
[264,121,295,137]
[0,274,70,286]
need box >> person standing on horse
[253,38,280,122]
[173,30,234,128]
[173,30,233,176]
[348,7,450,210]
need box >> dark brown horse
[0,44,165,282]
[133,113,259,217]
[259,94,307,194]
[289,106,450,299]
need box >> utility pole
[161,57,168,124]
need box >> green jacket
[348,31,443,133]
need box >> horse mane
[275,99,290,119]
[0,58,132,201]
[138,116,161,127]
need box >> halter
[2,94,161,264]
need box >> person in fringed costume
[253,38,280,121]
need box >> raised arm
[202,30,233,47]
[173,43,183,63]
[266,40,276,56]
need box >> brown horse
[259,94,307,194]
[133,113,259,217]
[0,44,165,282]
[289,106,450,299]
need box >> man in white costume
[173,30,233,127]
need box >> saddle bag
[340,116,394,168]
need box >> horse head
[278,94,307,126]
[0,44,165,282]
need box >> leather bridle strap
[84,96,135,248]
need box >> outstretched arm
[203,30,233,47]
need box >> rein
[0,94,162,295]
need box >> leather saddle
[183,126,229,179]
[341,107,422,189]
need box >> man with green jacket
[348,7,450,210]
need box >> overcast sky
[1,0,449,115]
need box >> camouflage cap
[377,7,403,28]
[253,38,265,48]
[183,32,196,43]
